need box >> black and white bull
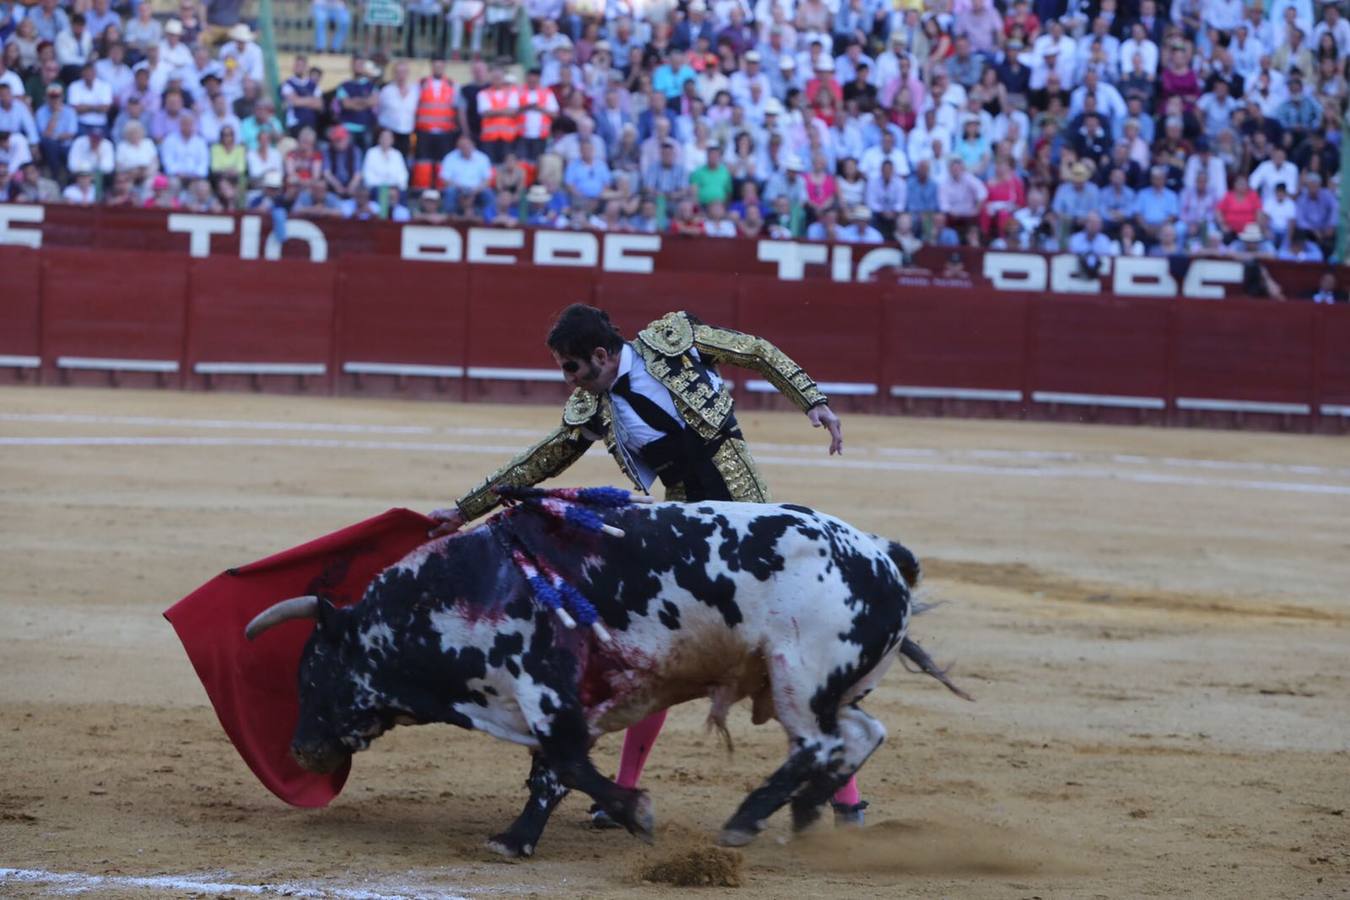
[246,500,968,857]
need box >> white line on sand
[4,411,1348,479]
[3,435,1348,497]
[0,867,470,899]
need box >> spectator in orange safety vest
[515,67,558,162]
[476,65,520,164]
[414,57,460,167]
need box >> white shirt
[906,122,950,165]
[0,132,32,168]
[1264,194,1297,233]
[607,343,724,491]
[157,38,194,71]
[198,108,241,145]
[56,29,94,67]
[219,41,264,85]
[67,77,113,127]
[1117,37,1161,76]
[63,181,97,204]
[67,135,115,174]
[116,137,159,172]
[859,143,909,180]
[95,60,134,100]
[247,147,282,181]
[160,131,209,178]
[703,218,736,237]
[1313,17,1350,57]
[518,86,559,140]
[1249,158,1300,205]
[439,147,491,190]
[361,145,409,188]
[377,81,418,134]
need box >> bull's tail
[900,637,974,702]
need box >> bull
[246,499,969,857]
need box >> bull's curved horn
[245,595,321,640]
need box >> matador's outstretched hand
[808,404,843,455]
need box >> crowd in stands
[0,0,1345,267]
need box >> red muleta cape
[164,508,435,808]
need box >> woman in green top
[210,125,248,181]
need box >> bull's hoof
[485,833,533,859]
[716,827,757,848]
[831,800,868,828]
[628,791,655,844]
[587,803,623,830]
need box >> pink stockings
[613,709,862,806]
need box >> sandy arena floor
[1,387,1348,899]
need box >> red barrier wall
[0,247,41,372]
[2,245,1347,433]
[185,258,338,393]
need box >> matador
[430,303,867,826]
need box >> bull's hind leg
[717,735,839,847]
[718,654,846,847]
[486,753,570,859]
[790,705,887,832]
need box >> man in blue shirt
[1132,165,1181,242]
[564,139,611,211]
[35,82,77,181]
[652,48,696,100]
[1051,162,1100,230]
[1294,173,1338,257]
[905,159,940,216]
[1098,167,1136,233]
[1068,212,1117,256]
[0,82,37,144]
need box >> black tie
[611,373,683,438]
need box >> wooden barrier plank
[0,247,42,382]
[40,247,189,388]
[185,257,336,393]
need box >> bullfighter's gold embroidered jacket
[454,311,829,520]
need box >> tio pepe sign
[0,205,1248,299]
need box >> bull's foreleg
[531,702,654,843]
[486,753,570,859]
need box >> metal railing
[266,0,526,62]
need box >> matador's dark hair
[546,304,625,359]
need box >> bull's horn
[245,595,321,640]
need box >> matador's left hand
[807,404,843,455]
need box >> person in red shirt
[284,125,324,184]
[804,56,842,108]
[1003,0,1040,42]
[1215,172,1263,240]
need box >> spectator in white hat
[158,19,193,72]
[220,24,263,86]
[729,49,769,106]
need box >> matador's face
[552,348,620,396]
